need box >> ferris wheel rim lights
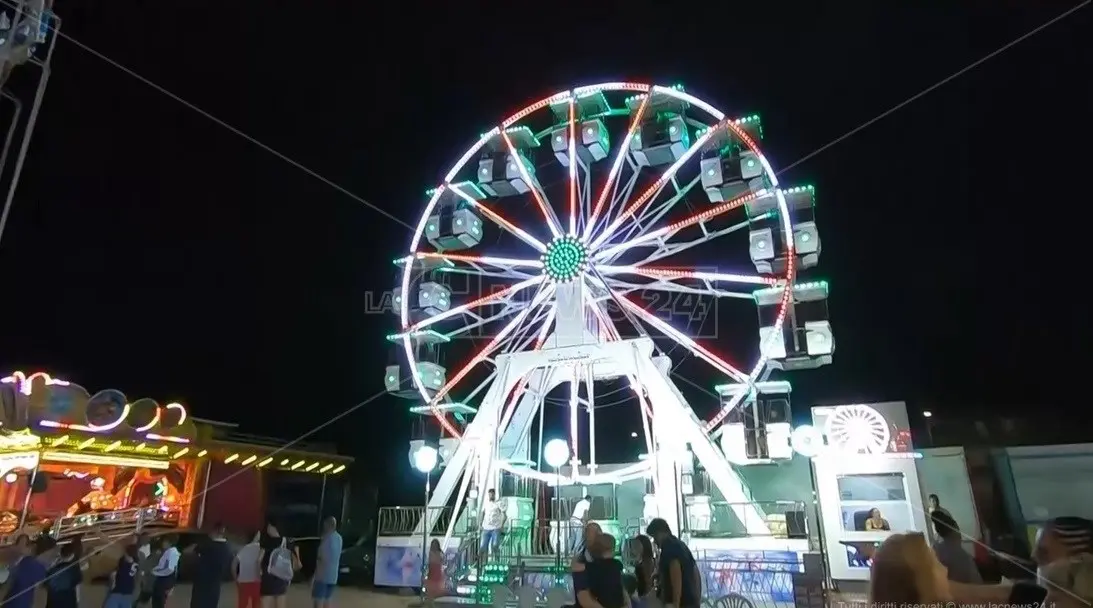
[398,82,797,441]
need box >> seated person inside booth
[865,508,891,531]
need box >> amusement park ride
[375,81,918,602]
[0,0,54,243]
[0,370,352,552]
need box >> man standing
[479,489,506,562]
[927,494,951,518]
[1,535,46,608]
[930,511,981,584]
[312,517,343,608]
[192,522,233,608]
[569,491,592,555]
[646,518,701,608]
[150,535,181,608]
[135,533,152,562]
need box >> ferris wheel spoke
[582,95,651,242]
[615,292,749,383]
[410,252,543,280]
[599,265,777,295]
[589,122,721,252]
[407,276,543,333]
[532,307,556,350]
[487,299,555,356]
[602,276,755,300]
[441,298,535,343]
[424,283,556,410]
[501,131,564,239]
[449,184,548,253]
[606,174,703,259]
[593,187,770,262]
[620,217,753,267]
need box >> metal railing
[434,546,819,608]
[684,500,810,539]
[50,506,178,540]
[377,505,461,537]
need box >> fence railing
[50,506,179,540]
[377,506,460,537]
[684,500,810,539]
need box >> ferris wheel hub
[540,235,588,283]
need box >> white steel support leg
[651,409,683,535]
[586,366,597,471]
[414,356,518,536]
[634,352,771,535]
[569,366,580,468]
[497,366,563,462]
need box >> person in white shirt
[233,531,262,608]
[569,492,592,555]
[479,489,506,562]
[149,535,180,608]
[135,533,152,561]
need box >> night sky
[1,3,1088,502]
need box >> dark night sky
[1,3,1089,501]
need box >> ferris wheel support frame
[0,7,58,250]
[413,335,771,538]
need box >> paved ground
[30,583,415,608]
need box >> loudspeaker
[31,474,48,493]
[786,510,807,538]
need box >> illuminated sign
[42,450,169,470]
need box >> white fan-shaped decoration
[824,404,890,454]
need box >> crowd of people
[569,518,701,608]
[462,487,1093,608]
[0,516,345,608]
[871,506,1093,608]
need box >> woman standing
[257,521,299,608]
[628,535,656,608]
[869,533,950,605]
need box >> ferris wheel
[385,82,833,538]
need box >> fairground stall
[0,370,351,544]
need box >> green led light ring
[541,236,588,283]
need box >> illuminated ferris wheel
[383,82,834,536]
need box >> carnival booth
[0,370,351,544]
[803,401,928,582]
